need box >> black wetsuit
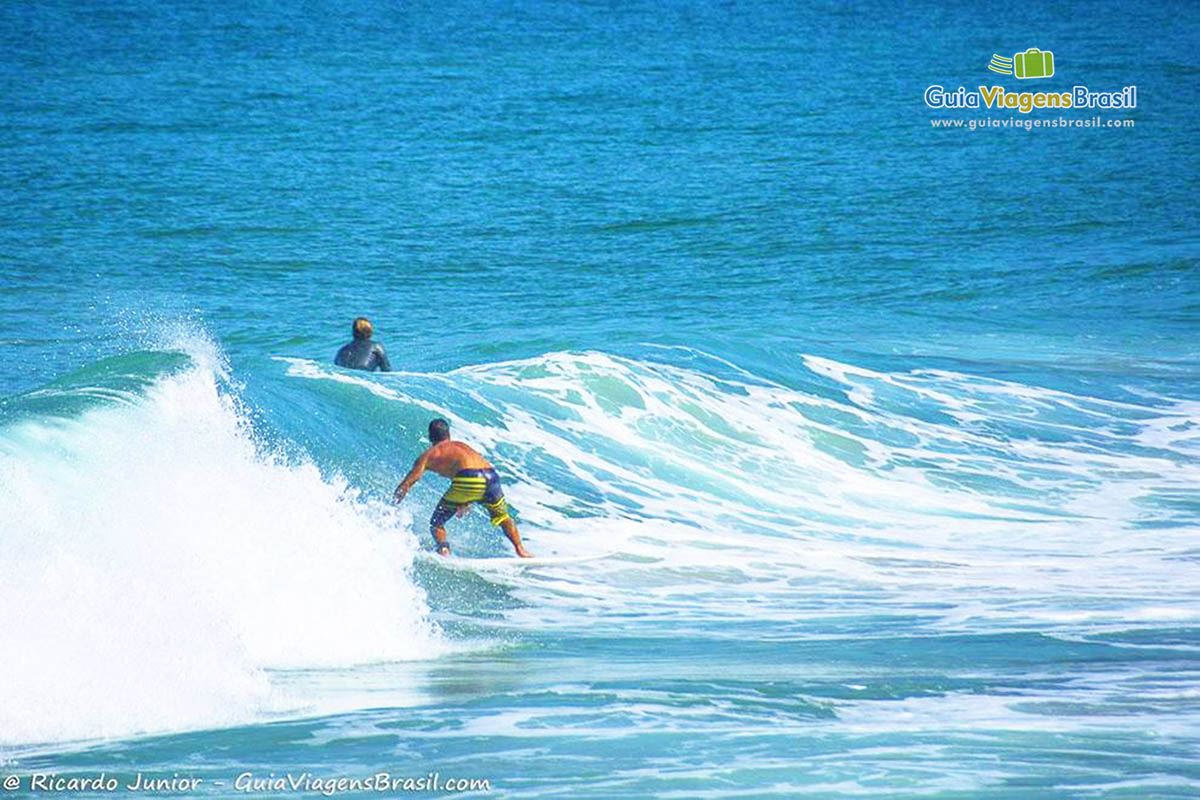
[334,339,392,371]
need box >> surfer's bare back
[393,418,532,558]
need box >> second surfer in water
[392,418,533,558]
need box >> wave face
[0,336,442,746]
[286,349,1200,635]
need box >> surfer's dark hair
[429,418,450,443]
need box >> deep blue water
[1,1,1198,797]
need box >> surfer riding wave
[392,419,533,558]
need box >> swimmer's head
[428,418,450,444]
[352,317,374,340]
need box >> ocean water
[2,0,1199,797]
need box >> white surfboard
[414,551,616,571]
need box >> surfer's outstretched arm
[393,450,430,503]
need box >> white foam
[285,350,1200,641]
[0,345,442,746]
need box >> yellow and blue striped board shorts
[431,467,510,530]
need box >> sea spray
[0,343,442,745]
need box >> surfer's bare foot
[516,546,533,558]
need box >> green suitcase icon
[1014,48,1054,79]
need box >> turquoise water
[2,1,1199,797]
